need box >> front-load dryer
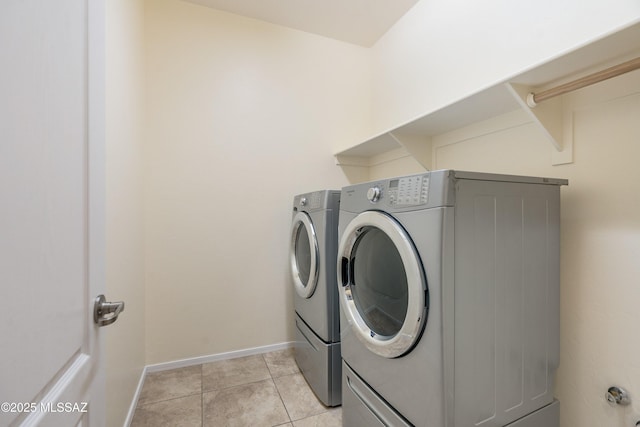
[290,190,341,406]
[337,170,567,427]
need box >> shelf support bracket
[505,82,573,165]
[388,132,433,171]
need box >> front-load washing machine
[290,190,341,406]
[337,170,567,427]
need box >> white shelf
[335,21,640,169]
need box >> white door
[0,1,107,426]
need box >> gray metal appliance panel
[292,190,340,343]
[504,400,559,427]
[293,189,340,213]
[453,179,561,426]
[339,170,455,213]
[339,169,567,215]
[294,314,341,406]
[452,170,568,186]
[342,361,412,427]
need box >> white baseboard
[145,341,295,373]
[123,364,148,427]
[123,341,295,426]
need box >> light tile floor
[131,348,342,427]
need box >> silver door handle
[605,386,630,406]
[94,294,125,327]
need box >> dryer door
[338,211,428,358]
[290,211,319,298]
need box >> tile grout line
[264,353,294,426]
[137,391,203,408]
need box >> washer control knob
[367,186,381,202]
[300,197,307,207]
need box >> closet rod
[527,56,640,107]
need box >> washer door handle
[340,257,350,286]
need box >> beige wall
[369,0,640,135]
[105,0,146,425]
[143,0,371,364]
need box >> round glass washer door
[290,211,319,299]
[338,211,427,358]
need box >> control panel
[298,191,323,210]
[387,174,429,207]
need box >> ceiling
[182,0,420,47]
